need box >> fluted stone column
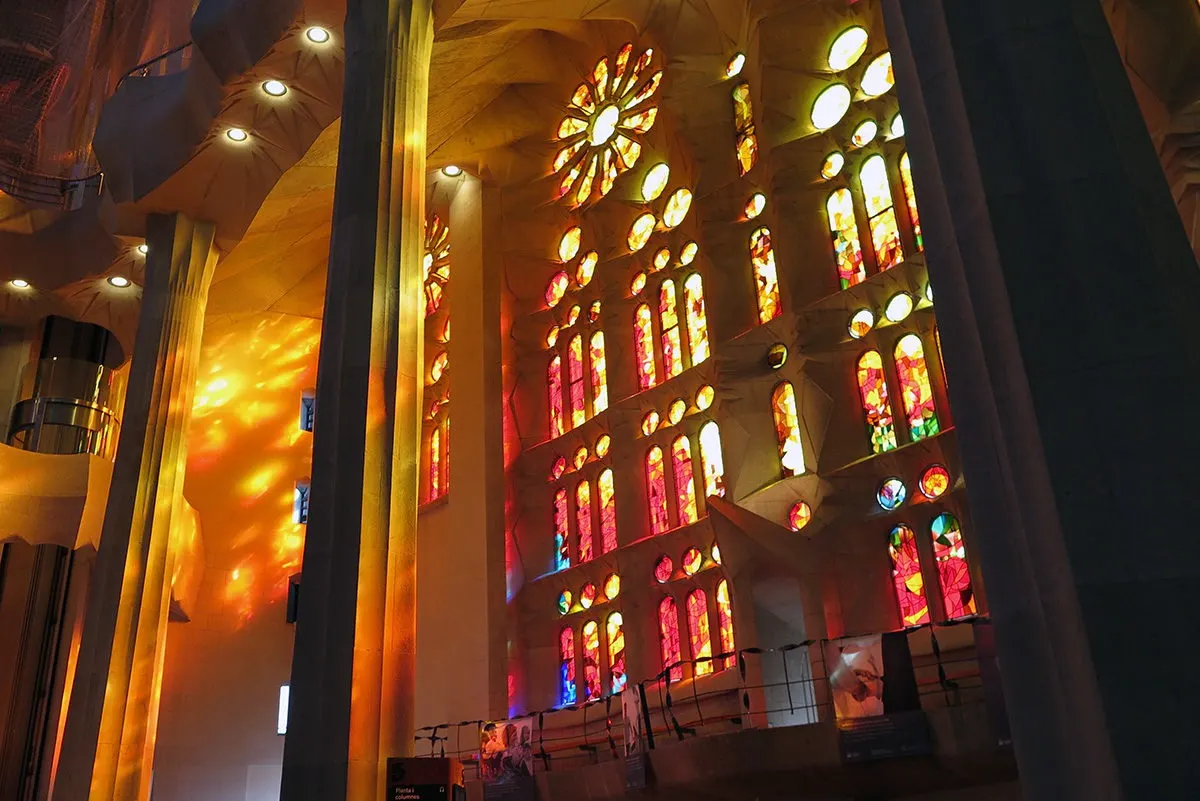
[52,214,219,801]
[279,0,432,799]
[883,1,1200,798]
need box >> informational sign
[385,758,462,801]
[825,632,927,762]
[837,710,932,762]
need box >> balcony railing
[7,396,121,460]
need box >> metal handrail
[116,41,194,89]
[7,396,122,460]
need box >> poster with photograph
[478,718,535,782]
[824,635,886,720]
[621,685,644,756]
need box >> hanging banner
[479,718,535,782]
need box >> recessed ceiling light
[108,276,131,288]
[305,26,331,44]
[262,80,288,97]
[226,128,249,142]
[441,165,463,177]
[9,279,30,289]
[136,243,149,255]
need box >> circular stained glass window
[558,590,572,614]
[559,227,582,262]
[711,543,722,564]
[890,113,905,138]
[545,272,569,308]
[653,247,671,272]
[877,477,907,510]
[789,501,813,531]
[576,251,598,286]
[885,292,914,322]
[573,446,588,469]
[851,119,878,148]
[566,305,581,326]
[595,434,611,457]
[682,547,703,576]
[546,326,560,347]
[589,300,602,322]
[745,193,766,220]
[695,385,715,411]
[811,84,852,131]
[641,410,660,436]
[667,398,687,425]
[828,26,869,71]
[663,189,693,228]
[848,308,875,339]
[604,573,621,600]
[642,163,670,202]
[821,152,845,180]
[925,283,934,303]
[654,555,673,583]
[551,457,567,480]
[860,52,894,98]
[628,213,657,252]
[579,583,597,609]
[726,52,747,79]
[920,464,951,499]
[430,352,449,383]
[680,241,699,265]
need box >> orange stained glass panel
[634,304,658,390]
[900,152,923,251]
[607,612,628,693]
[856,351,898,453]
[732,82,758,175]
[659,280,684,378]
[770,382,806,476]
[589,331,609,414]
[548,355,564,438]
[749,227,781,323]
[716,579,736,669]
[576,480,594,563]
[683,273,710,365]
[672,435,699,525]
[860,155,904,271]
[582,620,602,701]
[659,596,683,682]
[598,468,617,553]
[568,334,586,428]
[827,188,865,289]
[646,446,670,535]
[894,334,940,442]
[687,589,714,676]
[428,426,441,501]
[888,524,931,627]
[554,488,570,570]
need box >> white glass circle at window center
[590,105,621,145]
[811,85,852,131]
[828,27,869,71]
[885,292,914,322]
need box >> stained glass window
[654,555,673,584]
[579,583,597,609]
[559,627,577,706]
[899,153,923,251]
[659,280,684,379]
[554,488,570,570]
[546,272,569,309]
[683,273,710,366]
[582,620,602,701]
[919,465,950,499]
[877,478,907,510]
[827,189,865,289]
[667,399,686,425]
[423,216,451,317]
[598,468,617,554]
[604,573,620,599]
[634,304,658,390]
[548,356,564,438]
[682,546,703,576]
[646,446,670,535]
[770,382,806,476]
[857,351,898,453]
[860,155,904,271]
[589,331,609,414]
[716,579,735,669]
[428,426,442,501]
[931,514,977,620]
[888,524,931,627]
[659,596,683,682]
[789,501,812,531]
[732,82,758,175]
[558,590,572,615]
[576,481,594,563]
[663,189,693,228]
[607,612,628,693]
[687,589,714,676]
[697,421,726,499]
[894,334,940,442]
[750,227,781,323]
[672,436,699,525]
[568,334,586,428]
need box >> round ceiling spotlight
[136,243,149,255]
[107,275,131,288]
[9,279,30,289]
[441,165,464,177]
[226,128,249,143]
[262,79,288,97]
[305,26,331,44]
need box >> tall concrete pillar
[52,213,219,801]
[279,0,432,799]
[883,1,1200,798]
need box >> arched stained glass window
[899,152,923,252]
[548,355,564,438]
[659,280,684,379]
[576,481,594,563]
[697,421,726,499]
[634,304,658,390]
[559,627,577,706]
[582,620,602,701]
[428,426,442,501]
[888,524,931,627]
[554,488,570,571]
[568,334,586,428]
[423,215,451,317]
[732,82,759,175]
[894,334,940,442]
[598,468,618,553]
[770,382,806,476]
[589,331,609,413]
[931,513,977,620]
[659,596,683,682]
[646,446,670,535]
[683,273,710,365]
[607,612,627,693]
[687,589,714,677]
[860,155,904,271]
[749,228,781,323]
[672,436,699,525]
[856,351,898,453]
[716,579,735,669]
[827,189,865,289]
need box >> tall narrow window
[634,304,658,390]
[899,152,923,252]
[424,215,451,316]
[293,480,310,525]
[658,596,683,682]
[598,468,618,553]
[659,280,684,379]
[856,351,898,453]
[607,612,628,693]
[827,188,865,289]
[888,524,931,627]
[860,155,904,271]
[686,589,714,677]
[672,435,698,525]
[582,620,602,701]
[548,355,564,438]
[683,273,710,365]
[554,488,570,571]
[770,382,806,476]
[697,421,726,499]
[749,228,781,323]
[716,579,736,669]
[589,331,609,413]
[931,513,977,620]
[646,446,670,535]
[732,82,759,175]
[299,391,316,432]
[559,627,577,706]
[576,481,594,563]
[428,427,442,501]
[568,334,586,428]
[894,334,940,442]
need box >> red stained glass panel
[559,627,577,706]
[659,596,683,682]
[598,468,617,553]
[687,589,714,676]
[634,304,658,390]
[931,513,977,620]
[716,579,736,669]
[576,480,594,563]
[894,334,940,442]
[659,280,684,378]
[646,446,670,535]
[607,612,627,693]
[568,334,586,428]
[582,620,602,701]
[888,524,931,627]
[554,488,570,571]
[856,351,898,453]
[672,436,698,525]
[589,331,609,413]
[548,355,564,438]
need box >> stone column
[52,213,219,801]
[278,0,432,799]
[883,1,1200,798]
